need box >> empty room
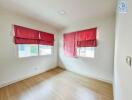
[0,0,131,100]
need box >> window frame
[17,44,53,58]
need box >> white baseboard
[0,66,112,89]
[59,66,113,84]
[73,71,112,84]
[88,75,113,84]
[0,66,57,89]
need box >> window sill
[18,54,53,58]
[76,56,95,59]
[39,54,53,57]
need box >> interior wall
[59,16,115,83]
[0,9,59,87]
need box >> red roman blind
[63,28,97,57]
[76,28,97,47]
[14,25,55,45]
[64,32,77,57]
[14,25,39,44]
[39,31,54,46]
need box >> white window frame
[17,44,53,58]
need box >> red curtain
[64,32,77,57]
[77,28,97,47]
[14,25,54,45]
[15,38,39,44]
[14,25,39,44]
[39,31,54,46]
[63,28,97,57]
[77,40,97,47]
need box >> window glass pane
[18,44,38,58]
[30,46,38,54]
[39,45,52,56]
[77,47,95,58]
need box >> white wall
[59,16,115,83]
[114,0,132,100]
[0,9,59,87]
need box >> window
[18,44,38,58]
[39,45,52,56]
[18,44,52,58]
[14,25,54,58]
[64,28,97,57]
[77,47,95,58]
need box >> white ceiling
[0,0,117,30]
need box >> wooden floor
[0,68,113,100]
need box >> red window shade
[39,31,54,46]
[64,32,77,57]
[77,28,97,47]
[14,25,39,44]
[77,40,97,47]
[15,38,39,44]
[63,28,97,57]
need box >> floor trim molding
[58,66,113,84]
[0,66,112,89]
[0,66,58,89]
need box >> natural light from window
[18,44,52,58]
[39,45,52,56]
[77,47,95,58]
